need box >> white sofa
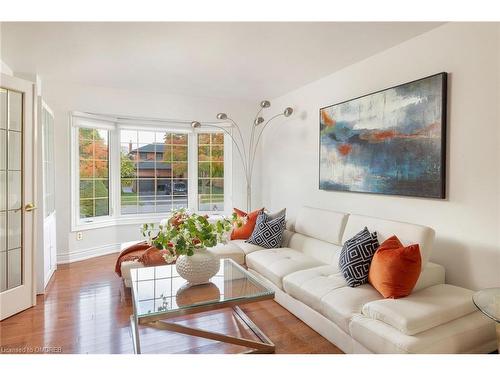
[208,206,497,354]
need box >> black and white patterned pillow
[246,210,286,249]
[339,227,379,287]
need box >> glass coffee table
[130,258,275,354]
[472,288,500,353]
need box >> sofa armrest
[413,262,445,292]
[121,260,144,287]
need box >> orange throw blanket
[114,241,170,277]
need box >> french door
[0,74,36,320]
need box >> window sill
[71,211,229,232]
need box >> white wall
[0,60,13,76]
[43,81,256,263]
[260,23,500,290]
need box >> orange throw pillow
[368,235,421,299]
[230,208,263,240]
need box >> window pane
[121,177,138,215]
[211,162,224,178]
[78,127,110,220]
[198,133,210,145]
[94,161,108,178]
[198,179,210,194]
[197,133,224,211]
[211,179,224,194]
[211,133,224,144]
[137,131,155,144]
[120,130,138,144]
[198,162,210,178]
[139,201,155,214]
[172,134,188,145]
[212,145,224,161]
[79,138,93,159]
[79,160,93,178]
[156,179,172,197]
[80,180,93,199]
[173,179,188,196]
[172,146,187,161]
[94,180,109,198]
[95,198,109,216]
[173,196,188,210]
[121,131,188,215]
[80,199,94,218]
[172,163,188,178]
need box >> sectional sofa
[209,206,497,354]
[120,206,496,353]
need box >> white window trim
[70,112,233,232]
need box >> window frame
[70,112,232,231]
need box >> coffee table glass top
[472,288,500,323]
[130,259,274,318]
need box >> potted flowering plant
[141,208,237,285]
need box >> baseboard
[57,243,121,264]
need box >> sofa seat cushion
[208,242,245,265]
[246,248,323,289]
[320,284,382,333]
[361,284,477,335]
[231,239,266,255]
[350,311,496,354]
[282,265,345,310]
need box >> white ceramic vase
[175,248,220,285]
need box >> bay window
[71,113,231,230]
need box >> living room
[1,0,500,372]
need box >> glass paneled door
[0,74,35,320]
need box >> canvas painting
[319,73,447,198]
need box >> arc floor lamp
[191,100,293,212]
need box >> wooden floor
[0,253,343,354]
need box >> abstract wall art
[319,72,447,198]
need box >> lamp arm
[249,107,263,165]
[248,113,283,180]
[199,123,250,185]
[226,117,248,165]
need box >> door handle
[25,203,37,212]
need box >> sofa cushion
[320,284,382,333]
[350,311,496,354]
[361,284,477,335]
[246,248,323,289]
[342,214,435,268]
[294,206,348,245]
[230,207,263,240]
[246,210,286,249]
[231,239,265,255]
[413,262,445,292]
[208,242,245,265]
[368,235,422,298]
[339,227,379,287]
[288,233,343,265]
[282,265,345,310]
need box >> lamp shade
[216,113,228,120]
[260,100,271,108]
[283,107,294,117]
[191,121,201,128]
[254,117,264,125]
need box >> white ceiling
[1,22,442,100]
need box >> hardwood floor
[0,253,343,354]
